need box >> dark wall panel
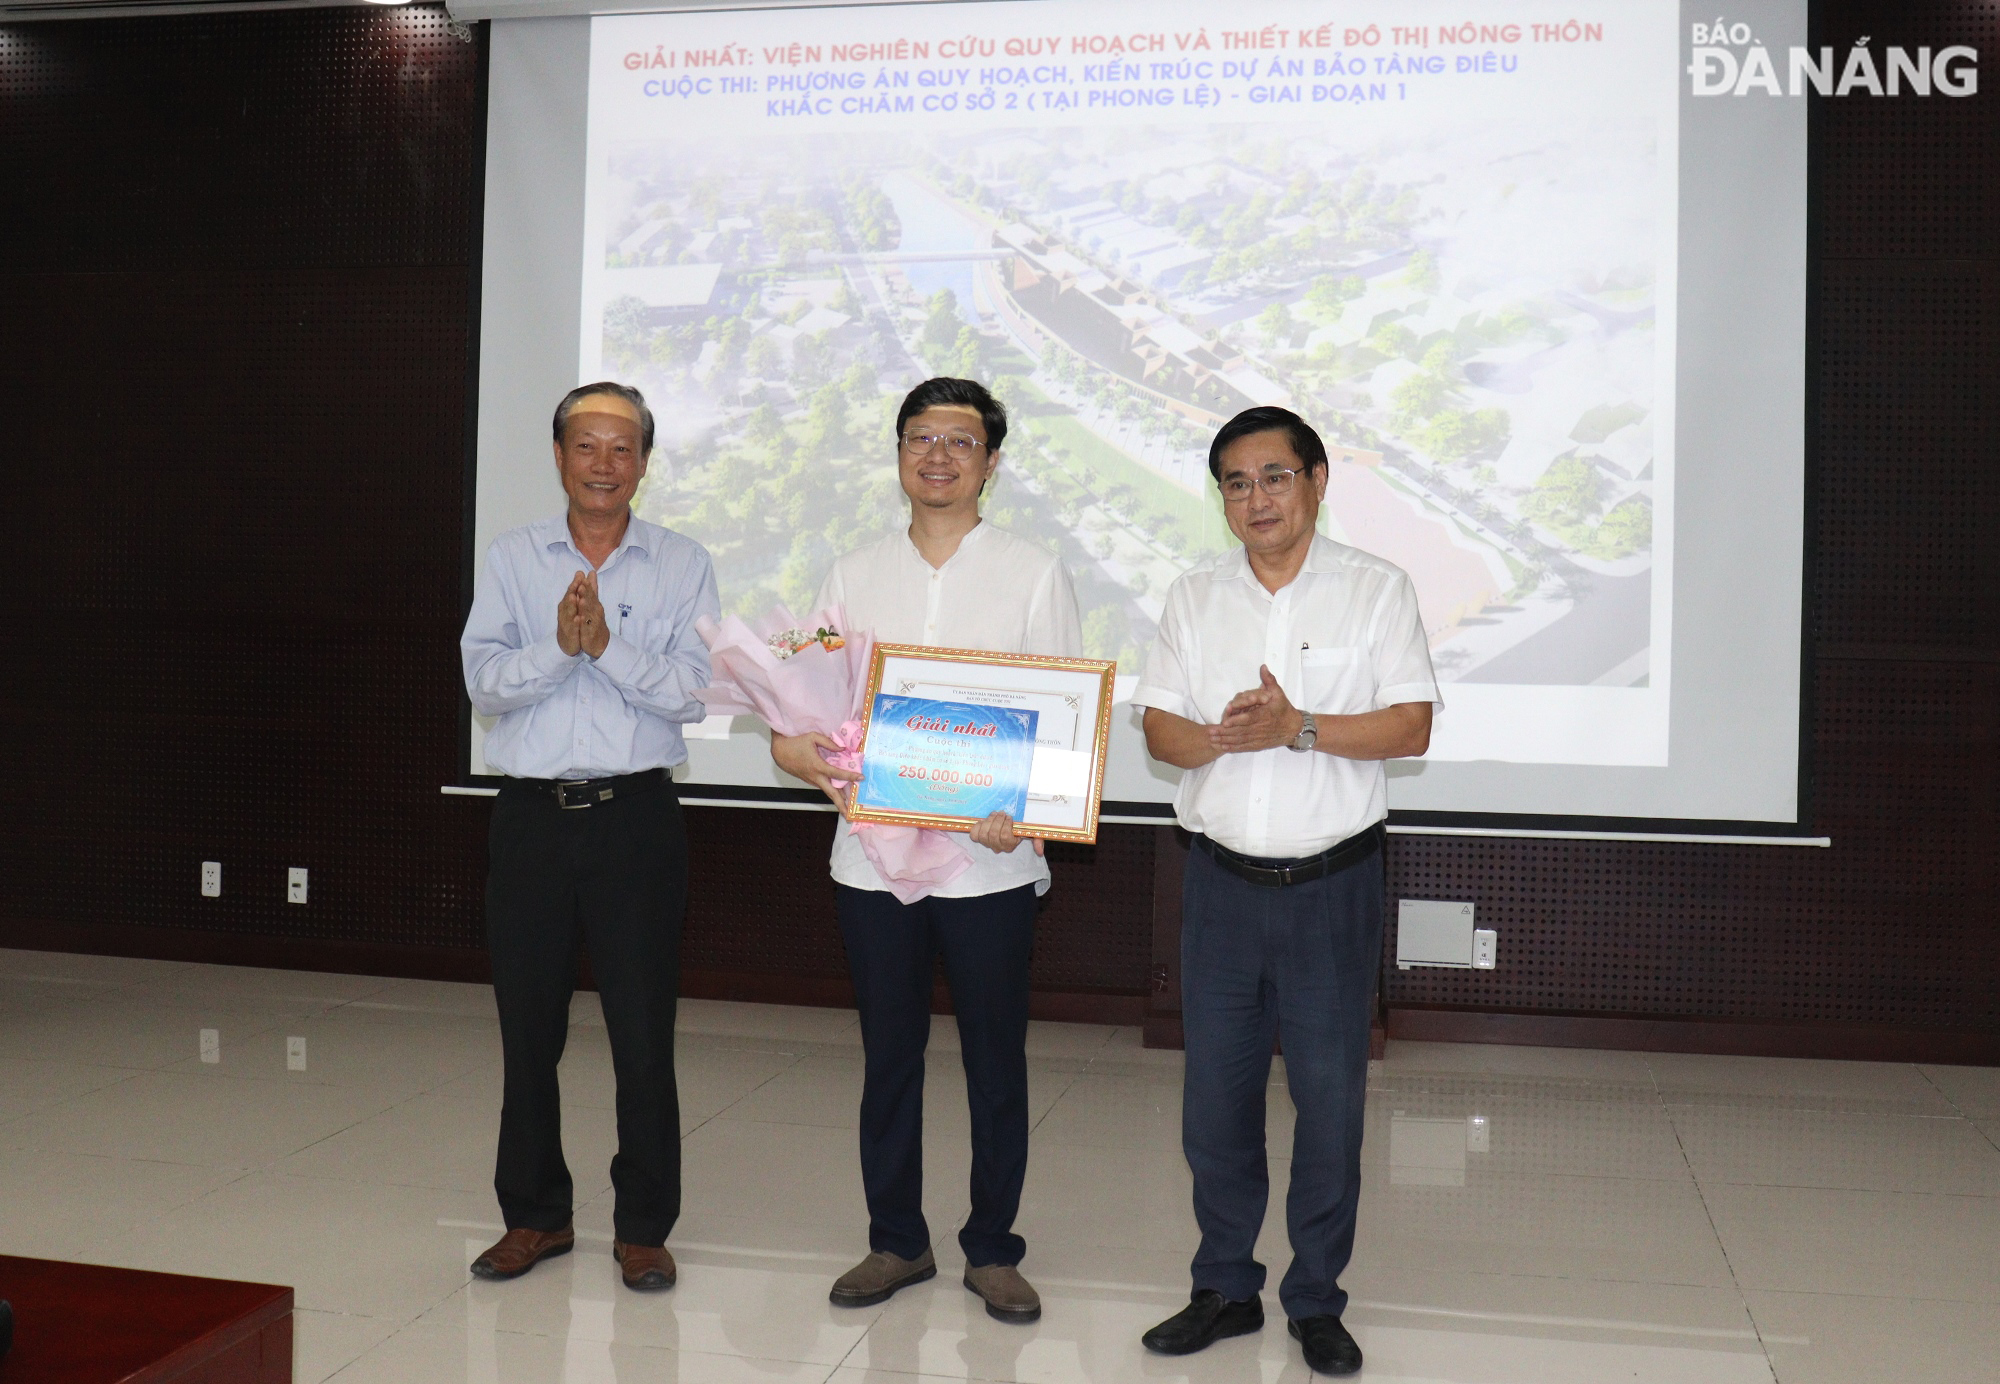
[1809,3,1998,260]
[1,3,1995,1053]
[1815,259,1999,651]
[0,9,477,271]
[676,812,1154,998]
[0,10,485,955]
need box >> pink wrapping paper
[695,604,969,903]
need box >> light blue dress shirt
[462,512,720,780]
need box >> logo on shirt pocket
[1301,646,1373,715]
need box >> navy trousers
[836,883,1036,1268]
[1179,838,1383,1320]
[486,777,686,1248]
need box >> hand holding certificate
[846,644,1118,844]
[696,606,976,901]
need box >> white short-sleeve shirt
[815,521,1084,897]
[1130,534,1441,858]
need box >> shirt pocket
[1300,646,1374,715]
[622,616,670,652]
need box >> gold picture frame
[844,643,1118,844]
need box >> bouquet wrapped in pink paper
[694,603,969,903]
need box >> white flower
[766,628,814,659]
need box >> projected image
[601,120,1658,688]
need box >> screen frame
[452,3,1820,840]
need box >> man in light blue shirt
[460,381,718,1293]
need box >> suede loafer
[829,1249,936,1307]
[963,1263,1041,1323]
[1141,1289,1265,1355]
[469,1225,574,1281]
[612,1240,677,1291]
[1289,1314,1363,1376]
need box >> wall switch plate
[1467,1114,1490,1153]
[1472,928,1498,969]
[200,1028,220,1064]
[200,861,221,898]
[287,867,309,905]
[1397,900,1476,968]
[287,1036,307,1072]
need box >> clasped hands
[1210,665,1308,755]
[556,571,611,659]
[769,733,1043,856]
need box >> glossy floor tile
[1,948,1996,1382]
[1647,1053,1958,1115]
[1701,1182,2000,1302]
[1919,1062,2000,1119]
[1746,1289,2000,1384]
[1670,1104,2000,1195]
[1358,1166,1737,1287]
[0,1053,139,1125]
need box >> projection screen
[470,0,1810,830]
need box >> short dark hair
[553,381,655,455]
[895,377,1007,454]
[1207,405,1328,481]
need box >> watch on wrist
[1288,710,1318,753]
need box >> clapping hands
[1209,665,1304,754]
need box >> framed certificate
[845,644,1118,844]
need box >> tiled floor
[1,948,1996,1383]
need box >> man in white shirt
[1130,407,1439,1377]
[771,377,1082,1324]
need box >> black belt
[1194,824,1383,888]
[512,768,668,810]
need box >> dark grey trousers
[1179,839,1382,1320]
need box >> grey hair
[553,381,655,454]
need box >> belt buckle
[557,781,592,810]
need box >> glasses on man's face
[1219,466,1308,503]
[900,431,987,457]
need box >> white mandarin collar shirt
[1130,533,1441,859]
[462,513,719,780]
[815,521,1084,898]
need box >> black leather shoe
[1289,1314,1363,1375]
[1141,1289,1264,1355]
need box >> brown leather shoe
[612,1239,677,1291]
[829,1248,936,1307]
[470,1225,574,1281]
[964,1262,1041,1323]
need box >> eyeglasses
[900,431,987,457]
[1219,466,1309,502]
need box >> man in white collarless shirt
[1131,407,1439,1377]
[770,377,1082,1324]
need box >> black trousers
[487,776,686,1247]
[835,883,1036,1268]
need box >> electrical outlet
[200,1028,220,1064]
[200,861,221,898]
[287,867,309,905]
[287,1036,307,1072]
[1472,928,1497,969]
[1467,1114,1490,1153]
